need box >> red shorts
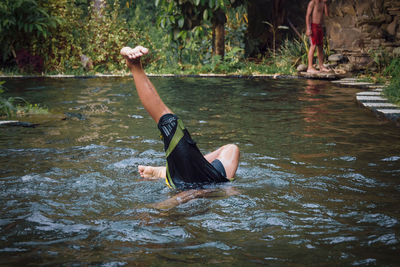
[311,23,324,46]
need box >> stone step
[342,82,375,86]
[362,102,398,108]
[331,79,378,88]
[368,85,385,90]
[356,91,382,96]
[377,109,400,113]
[376,109,400,120]
[356,95,387,102]
[332,78,360,83]
[338,77,400,126]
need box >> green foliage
[0,0,296,76]
[0,80,48,118]
[383,58,400,105]
[277,38,306,67]
[156,0,238,33]
[0,81,28,117]
[155,0,245,63]
[0,0,60,62]
[370,48,392,73]
[384,78,400,105]
[0,0,155,74]
[32,0,140,73]
[83,1,134,72]
[384,57,400,78]
[18,103,49,115]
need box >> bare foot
[120,46,149,69]
[320,66,330,72]
[120,46,149,60]
[138,165,166,179]
[307,67,319,74]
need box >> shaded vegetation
[0,81,48,118]
[0,0,307,75]
[383,58,400,105]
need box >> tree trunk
[212,9,226,59]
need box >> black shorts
[211,159,227,178]
[158,113,229,190]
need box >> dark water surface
[1,77,399,266]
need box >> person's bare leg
[307,44,319,73]
[138,143,240,181]
[317,45,329,72]
[204,144,240,180]
[138,165,166,179]
[120,46,172,123]
[150,187,240,210]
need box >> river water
[1,77,399,265]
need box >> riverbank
[0,73,299,79]
[1,72,399,127]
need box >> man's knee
[222,144,240,156]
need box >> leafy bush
[0,0,59,64]
[277,38,306,68]
[383,58,400,105]
[1,0,155,74]
[33,0,141,73]
[0,0,296,76]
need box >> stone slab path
[333,78,400,126]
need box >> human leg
[150,186,240,210]
[307,44,318,73]
[317,45,329,72]
[138,144,239,183]
[120,46,172,123]
[204,144,240,180]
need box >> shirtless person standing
[120,46,239,196]
[306,0,329,73]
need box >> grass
[384,78,400,105]
[383,58,400,105]
[0,81,49,118]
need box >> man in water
[120,46,240,196]
[306,0,329,73]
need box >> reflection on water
[1,77,400,265]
